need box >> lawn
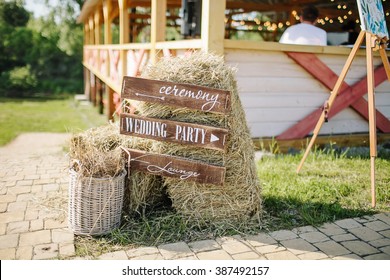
[0,96,107,146]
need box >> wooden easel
[296,30,390,207]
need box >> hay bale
[68,124,124,178]
[140,52,262,223]
[121,137,167,215]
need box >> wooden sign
[121,76,231,114]
[120,113,229,151]
[122,148,226,186]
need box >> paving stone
[0,194,17,203]
[188,239,221,253]
[314,240,351,257]
[24,210,39,221]
[7,186,31,195]
[19,230,51,246]
[364,221,390,231]
[126,247,160,258]
[16,193,34,202]
[0,212,26,226]
[232,251,265,260]
[7,221,29,234]
[42,184,60,192]
[380,245,390,255]
[374,213,390,225]
[44,218,67,229]
[0,203,8,213]
[317,222,346,236]
[331,233,357,242]
[269,230,298,241]
[334,218,362,229]
[15,180,33,187]
[281,238,318,255]
[30,219,44,231]
[349,227,383,241]
[292,226,317,234]
[16,246,33,260]
[245,233,277,247]
[158,242,194,259]
[33,243,59,260]
[130,253,164,260]
[354,216,377,223]
[52,228,74,243]
[379,230,390,238]
[7,201,27,212]
[219,240,251,255]
[0,223,6,235]
[254,244,286,255]
[363,253,390,260]
[297,251,328,260]
[265,250,299,260]
[0,248,15,260]
[332,254,363,260]
[369,238,390,248]
[341,240,379,256]
[98,250,128,260]
[59,243,75,257]
[299,231,329,243]
[0,234,19,249]
[196,249,233,260]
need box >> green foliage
[0,0,29,27]
[0,0,83,97]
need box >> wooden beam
[118,0,129,77]
[151,0,167,64]
[277,51,390,140]
[201,0,226,55]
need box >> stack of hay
[136,52,262,224]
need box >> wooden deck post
[104,0,114,120]
[118,0,129,76]
[151,0,166,64]
[201,0,226,55]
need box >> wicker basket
[68,169,126,236]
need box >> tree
[0,0,84,96]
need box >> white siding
[225,48,390,138]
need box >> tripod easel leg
[366,33,378,208]
[296,31,366,173]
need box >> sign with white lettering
[121,76,231,114]
[120,113,229,151]
[122,148,226,186]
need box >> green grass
[0,96,107,146]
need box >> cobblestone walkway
[1,133,389,260]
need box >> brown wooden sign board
[120,113,229,151]
[122,148,226,186]
[121,76,231,114]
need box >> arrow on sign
[210,134,219,143]
[135,92,165,101]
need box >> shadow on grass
[262,196,376,232]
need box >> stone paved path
[1,133,390,260]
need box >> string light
[226,1,389,34]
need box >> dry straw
[139,52,262,223]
